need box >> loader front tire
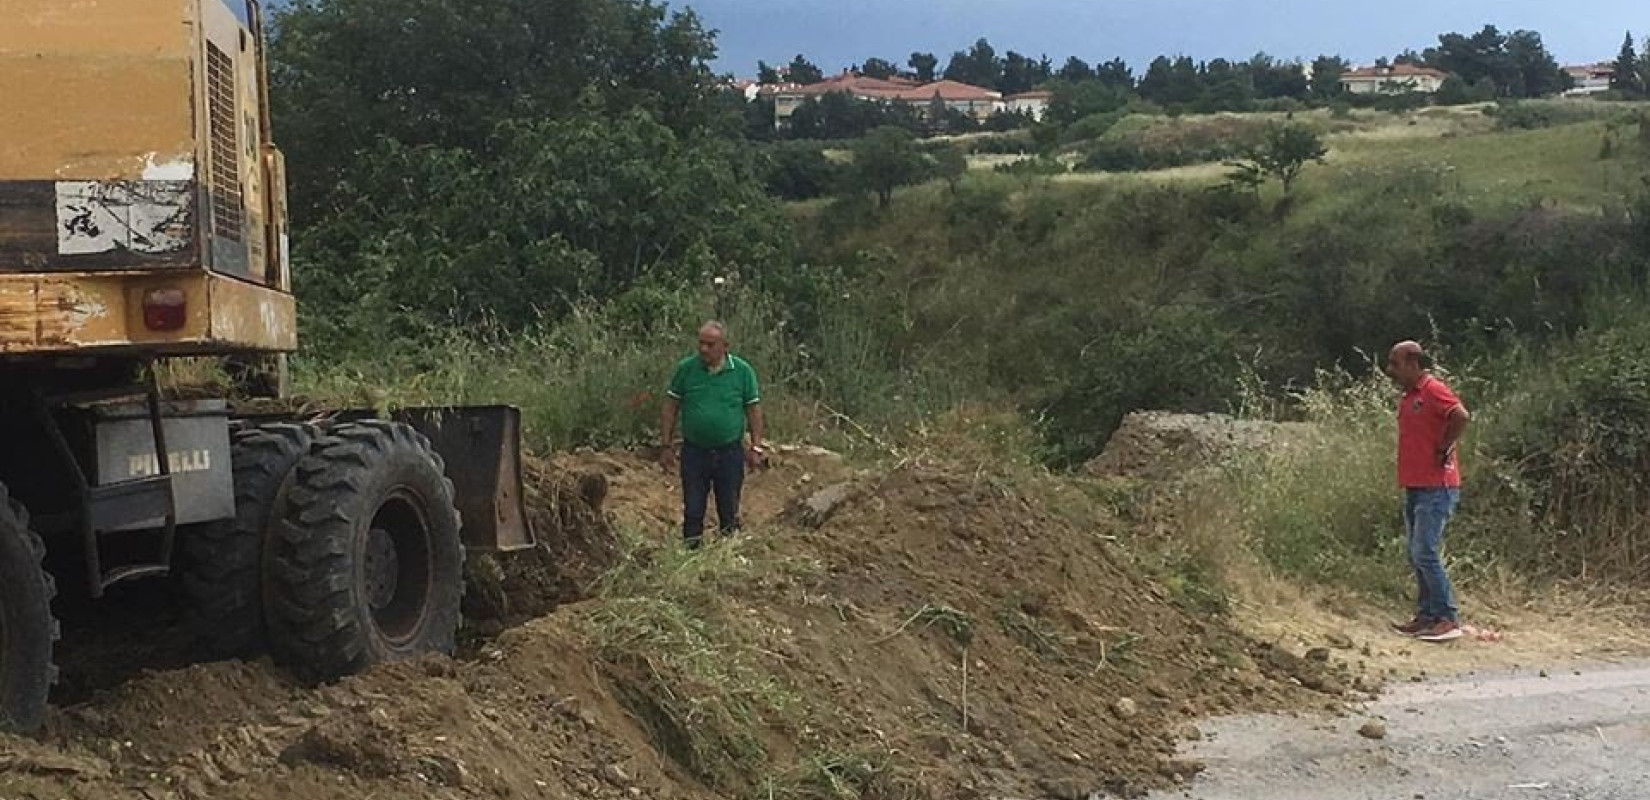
[179,422,316,657]
[0,483,57,733]
[267,422,464,681]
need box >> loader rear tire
[179,423,317,657]
[0,483,57,733]
[267,421,464,681]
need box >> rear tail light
[141,288,187,332]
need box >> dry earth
[3,417,1643,800]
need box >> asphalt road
[1148,662,1650,800]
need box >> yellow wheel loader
[0,0,534,732]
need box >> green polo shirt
[667,354,760,448]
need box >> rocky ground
[1147,661,1650,800]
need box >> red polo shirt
[1397,374,1463,488]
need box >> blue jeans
[1404,488,1459,623]
[681,443,745,544]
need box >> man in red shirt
[1386,341,1472,642]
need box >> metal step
[86,475,173,532]
[101,564,171,589]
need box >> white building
[1563,63,1615,97]
[1340,64,1449,95]
[1005,91,1053,122]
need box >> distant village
[731,57,1623,131]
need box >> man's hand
[1437,445,1454,468]
[745,445,765,471]
[659,444,677,473]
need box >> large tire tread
[267,421,463,682]
[178,423,317,657]
[0,482,58,733]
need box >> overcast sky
[684,0,1640,77]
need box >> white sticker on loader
[55,181,194,256]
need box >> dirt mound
[4,625,690,800]
[1087,412,1313,481]
[5,447,1342,800]
[464,456,622,631]
[735,466,1340,798]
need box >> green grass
[1319,118,1648,212]
[576,528,816,793]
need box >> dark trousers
[681,443,745,544]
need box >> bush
[946,180,1013,237]
[1073,114,1273,173]
[1223,371,1411,597]
[1488,321,1650,578]
[960,133,1036,155]
[1487,99,1629,131]
[993,155,1067,176]
[1034,304,1247,467]
[760,141,845,200]
[1062,110,1126,144]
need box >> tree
[1001,50,1050,94]
[787,54,825,84]
[1309,55,1349,99]
[944,38,1002,89]
[1094,58,1135,90]
[909,51,939,82]
[1506,30,1570,97]
[1047,80,1130,127]
[760,141,842,200]
[849,126,927,208]
[1202,58,1254,110]
[1166,56,1204,105]
[930,144,968,193]
[861,57,898,79]
[1227,124,1327,196]
[1613,32,1645,98]
[1640,44,1650,96]
[1058,56,1094,82]
[297,112,791,340]
[1434,75,1473,106]
[1137,56,1176,104]
[1246,54,1309,99]
[270,0,723,224]
[757,61,780,84]
[1422,25,1569,98]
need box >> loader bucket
[393,406,536,552]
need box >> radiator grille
[206,42,243,242]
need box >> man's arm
[746,404,764,449]
[745,404,765,467]
[1439,404,1470,465]
[742,362,764,467]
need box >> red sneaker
[1391,616,1431,636]
[1416,619,1463,642]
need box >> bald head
[696,321,730,368]
[1386,340,1429,389]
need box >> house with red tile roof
[891,80,1004,120]
[1562,63,1614,97]
[1339,64,1450,95]
[768,72,1036,128]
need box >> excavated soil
[1,446,1347,800]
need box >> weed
[996,602,1073,662]
[881,603,975,647]
[760,747,920,800]
[579,528,803,792]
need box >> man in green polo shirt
[659,321,764,549]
